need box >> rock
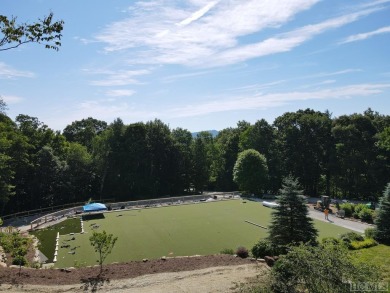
[264,256,275,267]
[161,256,167,260]
[256,258,265,262]
[143,259,148,262]
[250,257,256,261]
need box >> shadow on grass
[81,275,110,292]
[82,213,105,221]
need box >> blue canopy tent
[83,203,107,213]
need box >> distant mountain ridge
[191,130,219,138]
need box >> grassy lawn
[41,200,353,268]
[352,244,390,284]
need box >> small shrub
[251,239,274,258]
[12,255,27,266]
[321,237,342,245]
[354,204,367,215]
[236,246,249,258]
[340,232,364,242]
[364,227,376,239]
[31,261,42,269]
[340,203,354,217]
[359,208,373,222]
[350,238,378,250]
[220,248,234,255]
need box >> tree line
[1,104,389,216]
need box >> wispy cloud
[210,8,380,66]
[162,69,216,83]
[301,69,362,79]
[166,83,390,118]
[93,1,383,68]
[360,0,390,8]
[95,0,320,66]
[340,26,390,44]
[105,89,135,97]
[76,99,157,121]
[0,62,35,79]
[88,69,150,86]
[1,94,23,104]
[176,1,219,27]
[225,80,286,93]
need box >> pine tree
[375,183,390,244]
[268,176,318,247]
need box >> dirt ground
[0,255,269,292]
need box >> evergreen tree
[375,183,390,244]
[268,176,318,247]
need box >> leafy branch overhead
[0,13,64,52]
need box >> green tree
[332,113,382,199]
[268,176,318,247]
[0,13,64,51]
[63,118,107,151]
[172,128,193,193]
[89,230,118,275]
[274,109,333,196]
[239,119,281,193]
[270,241,378,293]
[375,183,390,244]
[233,149,268,194]
[0,97,7,113]
[192,134,210,193]
[212,128,240,191]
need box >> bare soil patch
[0,255,256,287]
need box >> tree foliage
[268,176,318,247]
[0,13,64,51]
[270,242,379,293]
[89,230,118,274]
[0,107,389,216]
[375,183,390,244]
[233,149,268,194]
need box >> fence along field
[33,200,354,268]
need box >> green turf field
[48,200,354,268]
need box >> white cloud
[210,9,379,66]
[95,0,320,66]
[176,1,219,27]
[105,89,136,97]
[88,69,150,86]
[1,94,23,104]
[0,62,35,79]
[93,1,383,67]
[166,83,390,118]
[341,26,390,44]
[75,99,157,122]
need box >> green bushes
[359,208,373,222]
[339,203,373,222]
[365,227,376,239]
[220,248,234,255]
[339,203,354,217]
[339,231,378,250]
[251,239,274,258]
[350,238,378,250]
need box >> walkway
[309,209,372,233]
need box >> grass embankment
[32,200,353,267]
[352,244,390,284]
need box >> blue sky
[1,0,390,132]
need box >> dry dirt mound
[0,255,268,292]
